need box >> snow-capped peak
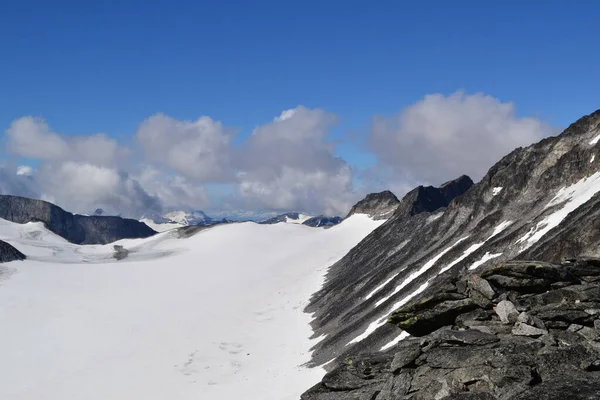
[163,210,211,225]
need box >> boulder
[512,322,548,337]
[495,300,519,324]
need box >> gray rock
[578,326,598,341]
[389,298,478,336]
[466,274,496,300]
[390,340,420,372]
[495,300,519,324]
[568,323,585,332]
[512,322,548,337]
[517,311,546,330]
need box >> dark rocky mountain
[303,109,600,398]
[346,190,400,220]
[303,259,600,399]
[260,213,343,228]
[0,195,156,245]
[0,240,25,263]
[303,216,343,228]
[259,212,303,224]
[392,175,474,220]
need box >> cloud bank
[1,92,553,218]
[369,92,554,185]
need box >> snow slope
[0,214,383,400]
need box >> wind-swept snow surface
[0,214,383,400]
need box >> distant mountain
[259,212,312,225]
[0,195,156,245]
[163,210,212,225]
[302,215,343,227]
[93,208,104,216]
[140,210,222,232]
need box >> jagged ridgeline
[303,109,600,399]
[0,195,156,245]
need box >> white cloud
[235,106,359,215]
[16,165,33,176]
[369,91,553,185]
[136,113,233,181]
[6,117,123,166]
[35,162,161,217]
[2,93,554,218]
[135,166,210,212]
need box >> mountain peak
[346,190,400,220]
[393,175,473,219]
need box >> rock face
[305,110,600,368]
[0,240,25,263]
[346,190,401,220]
[0,195,156,245]
[303,260,600,399]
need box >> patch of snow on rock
[518,172,600,249]
[590,134,600,145]
[380,331,410,351]
[492,187,503,196]
[365,273,400,300]
[469,252,503,270]
[348,281,430,345]
[439,221,511,274]
[374,237,469,307]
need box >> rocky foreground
[303,259,600,399]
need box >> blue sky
[1,1,599,217]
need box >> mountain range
[1,110,600,399]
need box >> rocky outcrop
[392,175,474,219]
[303,216,343,228]
[0,240,25,263]
[303,259,600,399]
[0,195,156,245]
[304,110,600,368]
[346,191,400,220]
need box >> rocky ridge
[0,195,156,245]
[303,259,600,399]
[304,110,600,369]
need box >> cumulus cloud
[136,113,234,181]
[235,106,358,215]
[34,162,162,216]
[16,165,33,176]
[135,166,210,212]
[0,163,40,199]
[2,93,554,218]
[369,91,554,185]
[6,117,124,166]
